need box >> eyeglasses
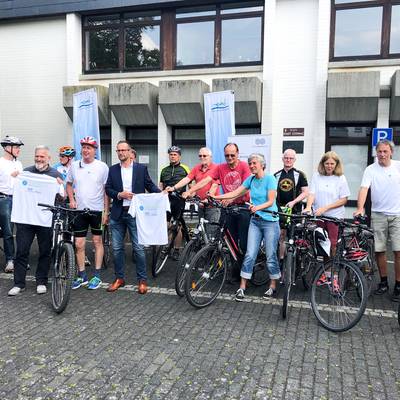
[116,149,130,152]
[198,154,208,158]
[225,154,237,158]
[283,157,295,160]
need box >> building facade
[1,0,400,216]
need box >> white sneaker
[36,285,47,295]
[8,286,25,296]
[4,260,14,273]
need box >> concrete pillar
[377,98,390,128]
[66,13,82,85]
[158,105,171,180]
[111,112,125,164]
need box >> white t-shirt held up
[129,193,170,245]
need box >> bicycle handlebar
[37,203,94,215]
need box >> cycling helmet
[1,136,24,147]
[80,136,98,148]
[59,146,76,157]
[168,146,181,155]
[313,227,331,257]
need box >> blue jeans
[110,211,147,282]
[0,196,14,261]
[241,216,280,280]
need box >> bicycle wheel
[185,244,227,308]
[102,225,112,269]
[51,242,75,314]
[298,253,314,291]
[281,250,294,319]
[151,224,177,277]
[250,251,270,286]
[310,260,368,332]
[175,239,202,297]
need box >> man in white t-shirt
[355,139,400,301]
[0,135,24,273]
[66,136,109,291]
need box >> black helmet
[1,136,24,147]
[168,146,181,155]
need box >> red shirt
[210,161,251,204]
[187,162,220,200]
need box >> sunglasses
[224,154,237,158]
[198,154,208,158]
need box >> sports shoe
[263,287,277,298]
[391,286,400,302]
[72,276,88,290]
[374,282,389,295]
[4,260,14,273]
[235,288,245,302]
[36,285,47,295]
[8,286,25,296]
[87,276,102,290]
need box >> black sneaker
[263,287,277,298]
[391,286,400,302]
[374,282,389,295]
[235,288,245,302]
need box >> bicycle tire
[310,260,368,332]
[184,244,227,308]
[102,225,112,269]
[175,239,202,297]
[281,250,294,319]
[398,302,400,327]
[51,242,75,314]
[250,251,270,286]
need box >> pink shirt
[210,161,251,204]
[187,162,220,200]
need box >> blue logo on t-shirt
[22,180,28,186]
[139,205,144,211]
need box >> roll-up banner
[204,90,235,164]
[73,88,101,160]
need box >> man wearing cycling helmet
[159,146,190,258]
[0,135,24,273]
[66,136,109,290]
[53,146,75,183]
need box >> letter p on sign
[372,128,393,147]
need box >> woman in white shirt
[303,151,350,253]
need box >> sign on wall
[372,128,393,147]
[283,128,304,137]
[228,135,272,173]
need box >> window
[331,1,400,60]
[84,12,161,73]
[83,2,264,73]
[175,2,263,68]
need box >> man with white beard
[8,146,63,296]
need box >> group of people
[0,134,399,304]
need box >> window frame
[82,2,264,74]
[330,0,400,61]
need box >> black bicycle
[102,224,112,269]
[184,199,268,308]
[38,203,92,314]
[151,192,191,277]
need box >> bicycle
[184,199,268,309]
[102,224,112,269]
[151,192,191,277]
[310,215,369,332]
[174,196,211,297]
[38,203,92,314]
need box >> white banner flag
[73,88,101,160]
[204,91,235,164]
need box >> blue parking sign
[372,128,393,147]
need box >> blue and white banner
[204,90,235,164]
[73,88,101,160]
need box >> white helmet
[1,136,24,147]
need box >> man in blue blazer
[105,140,160,294]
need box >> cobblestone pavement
[1,245,400,399]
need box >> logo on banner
[255,138,266,145]
[211,102,229,111]
[79,99,94,109]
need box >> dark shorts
[73,211,102,237]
